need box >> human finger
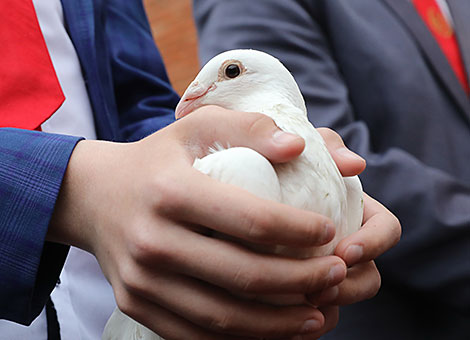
[175,105,305,163]
[115,292,258,340]
[317,306,340,337]
[334,193,401,266]
[128,221,347,295]
[157,169,336,248]
[115,268,326,339]
[317,127,366,177]
[308,261,381,306]
[280,306,339,340]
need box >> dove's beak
[175,82,216,119]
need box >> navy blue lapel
[447,0,470,89]
[59,0,118,140]
[382,0,470,118]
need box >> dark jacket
[194,0,470,339]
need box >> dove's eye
[225,64,241,78]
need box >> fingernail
[273,130,301,144]
[344,244,363,264]
[336,147,365,162]
[300,319,322,334]
[327,263,346,285]
[322,222,335,243]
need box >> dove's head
[175,49,306,119]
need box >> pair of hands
[48,105,401,340]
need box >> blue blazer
[0,0,178,324]
[195,0,470,339]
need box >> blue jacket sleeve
[194,0,470,312]
[0,128,83,324]
[0,1,179,325]
[105,0,180,142]
[0,0,179,326]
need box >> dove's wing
[264,104,351,257]
[193,146,282,202]
[102,309,162,340]
[194,146,284,255]
[102,148,282,340]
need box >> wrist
[47,139,111,253]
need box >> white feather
[103,49,363,340]
[102,309,160,340]
[194,147,282,202]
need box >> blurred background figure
[193,0,470,339]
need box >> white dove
[102,49,364,340]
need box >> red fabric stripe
[413,0,470,95]
[0,0,65,130]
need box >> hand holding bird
[102,49,399,340]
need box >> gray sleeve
[193,0,470,311]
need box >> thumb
[177,105,305,163]
[317,127,366,176]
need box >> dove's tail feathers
[344,175,364,235]
[102,308,164,340]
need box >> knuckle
[232,266,262,294]
[244,112,275,137]
[239,205,275,243]
[149,176,185,216]
[306,217,330,245]
[129,231,152,261]
[130,229,170,265]
[114,288,135,318]
[305,259,334,292]
[305,268,321,292]
[118,262,142,294]
[206,309,236,333]
[247,214,272,243]
[317,127,341,144]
